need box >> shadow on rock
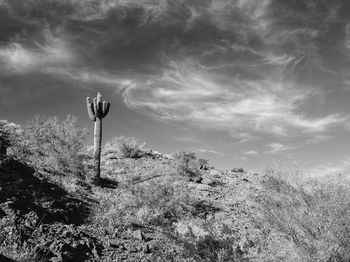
[92,177,119,189]
[192,200,222,219]
[0,254,15,262]
[0,160,92,225]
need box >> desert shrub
[175,151,202,179]
[0,120,21,161]
[93,178,196,230]
[8,115,88,177]
[0,121,11,156]
[103,136,147,159]
[177,222,246,262]
[149,219,250,262]
[198,158,209,170]
[130,180,196,227]
[257,167,350,262]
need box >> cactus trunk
[93,118,102,179]
[86,92,110,182]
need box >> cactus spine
[86,92,110,181]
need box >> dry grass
[103,136,147,159]
[256,166,350,262]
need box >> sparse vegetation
[103,136,147,159]
[92,177,195,230]
[8,115,88,177]
[256,167,350,262]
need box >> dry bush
[174,151,202,179]
[131,180,196,227]
[0,121,11,156]
[8,115,88,177]
[170,221,248,262]
[103,136,147,159]
[198,158,209,170]
[93,177,195,230]
[257,167,350,262]
[0,120,21,163]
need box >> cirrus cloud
[122,59,345,137]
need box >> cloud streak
[0,32,73,73]
[122,60,345,137]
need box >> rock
[23,211,39,228]
[29,224,102,261]
[132,229,144,241]
[174,220,209,238]
[143,243,152,254]
[189,176,203,183]
[232,168,245,173]
[163,154,174,160]
[201,177,214,185]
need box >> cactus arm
[97,92,102,103]
[98,101,103,118]
[102,102,110,118]
[93,98,98,116]
[86,97,96,121]
[96,93,103,118]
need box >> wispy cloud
[264,134,331,155]
[305,135,330,145]
[50,68,135,92]
[197,148,221,155]
[266,143,300,154]
[0,30,73,73]
[122,60,345,138]
[244,150,258,156]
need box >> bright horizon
[1,0,350,175]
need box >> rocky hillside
[2,117,350,262]
[0,140,265,261]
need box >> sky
[1,0,350,176]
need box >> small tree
[9,115,88,176]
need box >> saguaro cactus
[86,92,110,181]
